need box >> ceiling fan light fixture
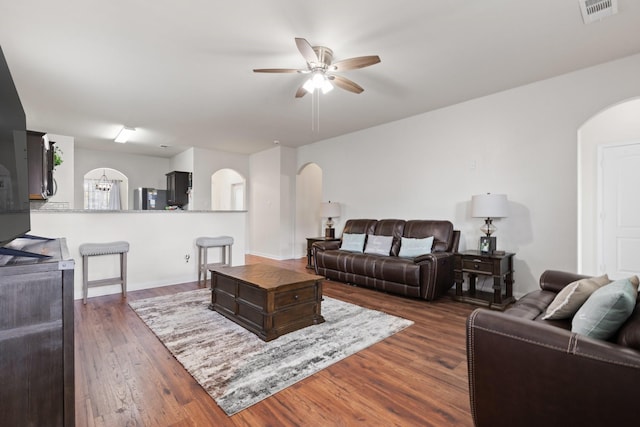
[303,78,316,94]
[303,72,333,94]
[311,72,325,88]
[321,79,334,94]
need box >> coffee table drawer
[238,282,265,306]
[215,275,236,293]
[274,285,316,309]
[273,302,317,329]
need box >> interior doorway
[295,163,323,259]
[598,142,640,279]
[578,97,640,276]
[211,169,246,211]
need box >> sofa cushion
[340,233,366,253]
[398,236,434,258]
[403,220,453,252]
[364,234,393,256]
[572,277,639,340]
[373,219,405,256]
[372,257,421,287]
[542,274,610,320]
[342,219,377,236]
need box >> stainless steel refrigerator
[133,188,167,210]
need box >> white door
[600,142,640,279]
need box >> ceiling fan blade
[253,68,303,73]
[295,85,307,98]
[295,38,318,64]
[330,75,364,94]
[331,55,381,71]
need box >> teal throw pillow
[340,233,366,253]
[398,236,434,258]
[571,278,638,340]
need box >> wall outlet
[185,254,191,263]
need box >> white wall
[578,98,640,274]
[248,146,297,259]
[74,148,171,209]
[297,53,640,296]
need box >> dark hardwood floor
[75,255,477,426]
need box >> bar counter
[30,210,246,300]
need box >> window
[83,168,128,210]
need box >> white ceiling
[1,1,639,157]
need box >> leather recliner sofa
[313,219,460,300]
[466,270,640,427]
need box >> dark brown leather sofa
[466,270,640,427]
[313,219,460,300]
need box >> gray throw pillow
[340,233,366,253]
[364,235,393,256]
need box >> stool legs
[197,245,208,286]
[82,255,89,304]
[121,252,127,298]
[197,244,232,287]
[82,253,128,304]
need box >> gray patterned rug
[129,288,413,415]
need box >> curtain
[84,179,122,210]
[108,181,121,210]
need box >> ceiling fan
[253,38,381,98]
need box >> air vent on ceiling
[579,0,618,24]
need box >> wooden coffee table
[208,264,325,341]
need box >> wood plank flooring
[75,256,477,426]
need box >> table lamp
[320,201,341,238]
[471,193,509,253]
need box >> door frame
[596,140,640,276]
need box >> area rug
[129,288,413,415]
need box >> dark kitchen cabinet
[27,130,55,200]
[0,238,75,427]
[166,171,191,207]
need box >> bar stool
[196,236,233,286]
[79,241,129,304]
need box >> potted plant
[53,145,63,170]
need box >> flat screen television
[0,45,30,247]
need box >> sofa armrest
[539,269,591,293]
[412,252,455,300]
[413,251,451,263]
[467,309,640,427]
[312,240,341,252]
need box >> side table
[306,237,340,269]
[453,250,515,310]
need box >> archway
[211,169,246,210]
[294,163,323,258]
[578,97,640,275]
[83,168,128,210]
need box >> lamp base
[325,227,335,238]
[479,236,496,253]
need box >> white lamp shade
[471,194,509,218]
[320,202,341,218]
